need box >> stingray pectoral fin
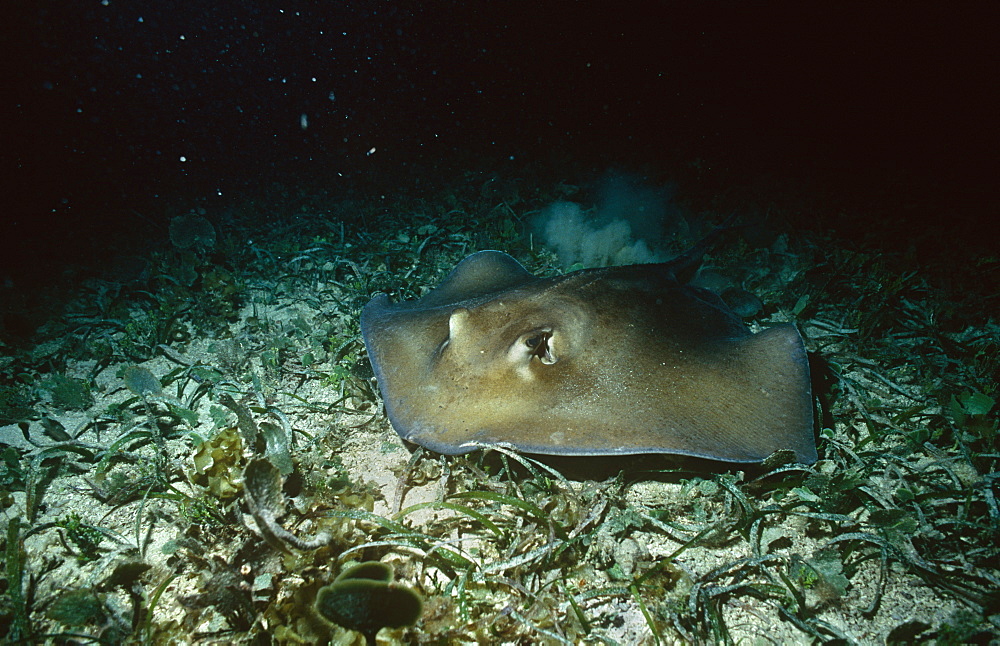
[413,251,537,308]
[730,324,816,463]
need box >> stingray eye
[524,329,556,364]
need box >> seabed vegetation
[1,173,997,644]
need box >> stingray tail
[670,212,741,283]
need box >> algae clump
[314,561,422,645]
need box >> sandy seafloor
[1,172,997,645]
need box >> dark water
[3,2,996,288]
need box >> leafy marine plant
[122,365,163,398]
[0,382,37,425]
[42,373,94,411]
[317,445,642,643]
[243,458,331,551]
[190,426,244,500]
[55,512,104,563]
[3,517,29,643]
[314,561,422,646]
[168,213,217,252]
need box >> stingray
[360,248,816,464]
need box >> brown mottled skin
[361,250,816,464]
